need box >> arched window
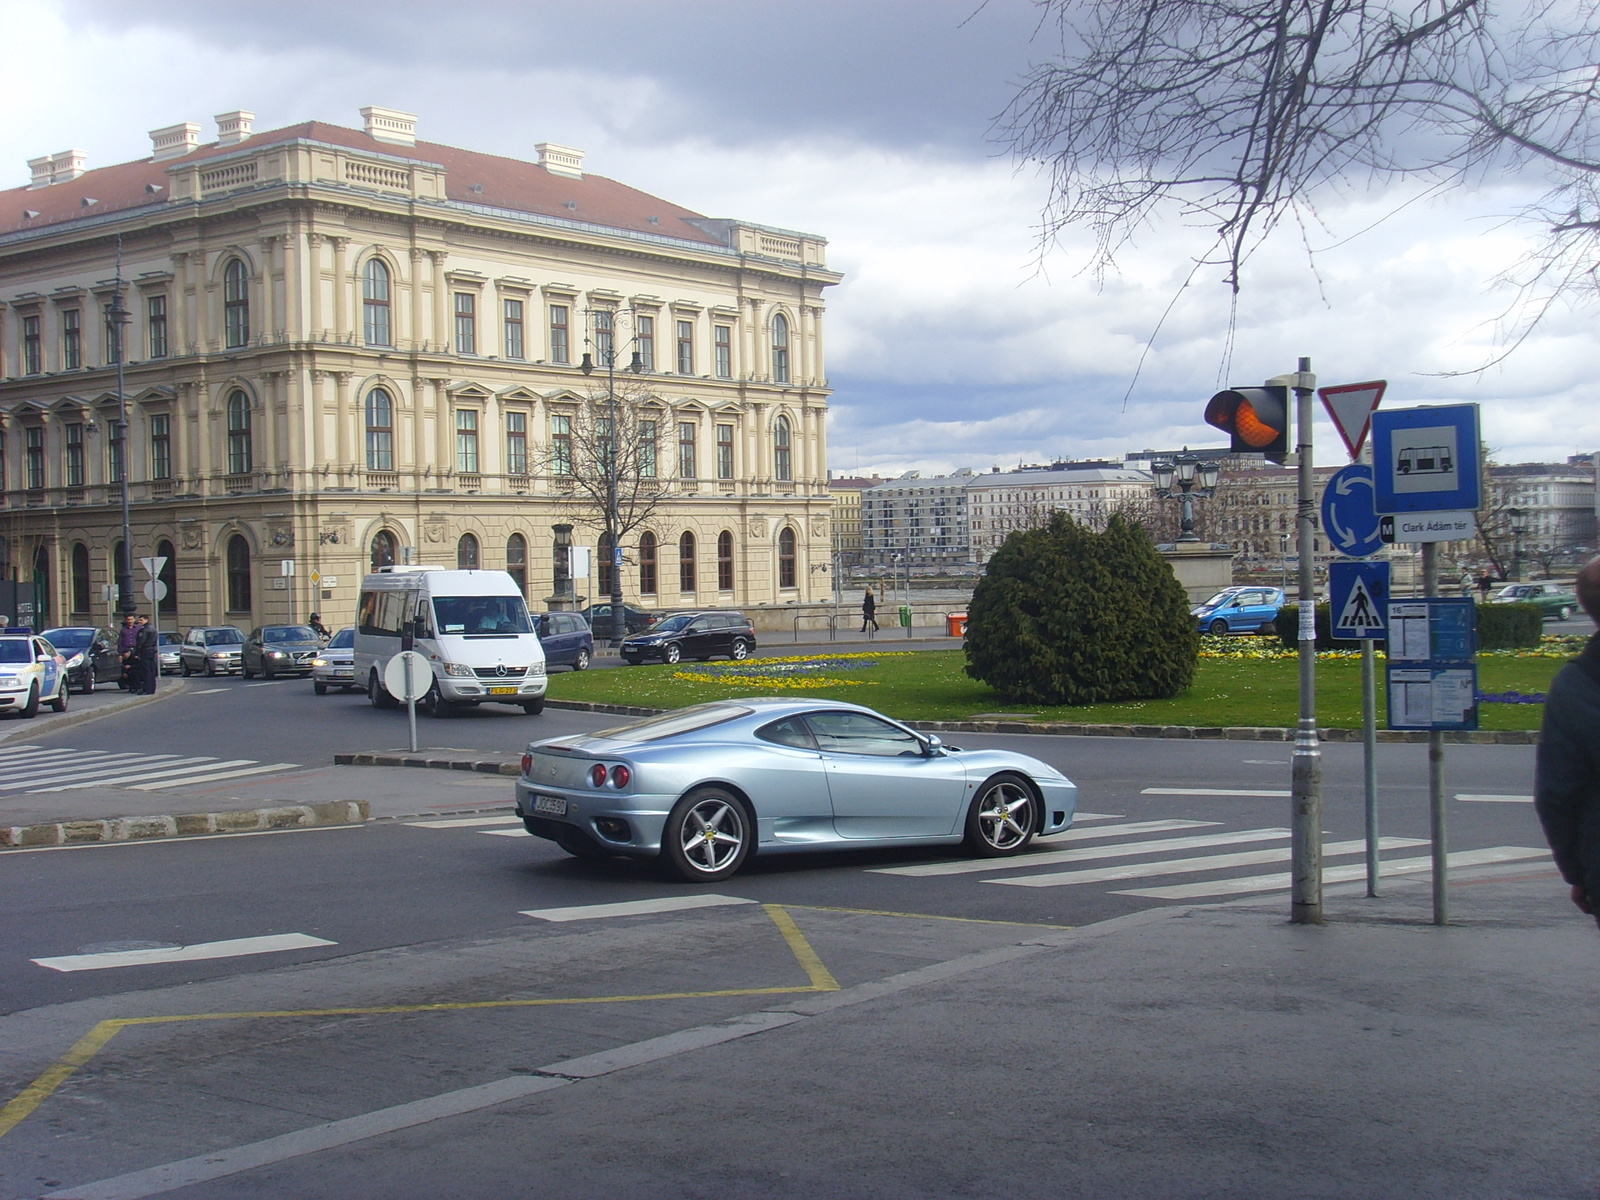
[363,258,392,346]
[506,533,527,596]
[638,531,658,595]
[778,526,797,589]
[717,530,734,591]
[226,535,251,613]
[365,388,394,471]
[774,415,792,482]
[597,532,615,596]
[457,532,480,570]
[157,539,177,616]
[226,391,252,475]
[370,529,397,571]
[71,543,91,615]
[679,530,696,594]
[223,259,250,349]
[33,546,51,626]
[771,312,790,384]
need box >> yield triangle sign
[1318,380,1386,460]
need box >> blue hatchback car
[1193,586,1286,635]
[537,611,595,671]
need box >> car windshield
[159,633,179,647]
[327,628,355,649]
[586,703,754,744]
[42,628,93,651]
[1200,591,1241,608]
[265,626,317,643]
[651,615,694,633]
[432,596,534,636]
[205,628,244,646]
[0,641,34,664]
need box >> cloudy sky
[4,0,1596,476]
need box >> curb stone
[334,752,521,774]
[0,799,369,849]
[0,678,191,743]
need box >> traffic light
[1205,385,1290,463]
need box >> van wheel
[424,682,451,718]
[573,647,590,671]
[368,670,398,710]
[523,698,545,715]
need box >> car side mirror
[923,734,945,756]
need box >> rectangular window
[64,422,85,487]
[147,295,168,358]
[454,293,477,355]
[548,304,569,363]
[62,310,82,370]
[151,413,172,480]
[551,414,573,475]
[639,419,657,478]
[714,324,731,379]
[22,315,41,375]
[456,409,479,474]
[678,421,697,480]
[505,411,527,475]
[636,315,655,371]
[716,424,734,480]
[676,320,694,375]
[503,298,524,359]
[26,427,45,489]
[595,309,614,367]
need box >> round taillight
[520,753,533,777]
[609,764,631,789]
[590,763,608,788]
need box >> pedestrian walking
[1533,557,1600,929]
[861,588,879,634]
[117,612,140,692]
[1478,573,1495,601]
[135,615,159,695]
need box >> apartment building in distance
[0,107,840,629]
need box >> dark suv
[620,611,756,665]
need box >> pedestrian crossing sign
[1329,559,1390,639]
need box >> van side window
[357,591,381,637]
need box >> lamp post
[108,237,135,616]
[580,309,642,648]
[1151,450,1221,542]
[1508,507,1528,581]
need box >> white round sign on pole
[384,650,431,702]
[142,579,168,603]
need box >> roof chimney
[361,106,417,146]
[535,143,584,179]
[150,122,202,161]
[215,110,255,146]
[26,149,88,188]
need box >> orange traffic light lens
[1233,401,1279,448]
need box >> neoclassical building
[0,107,839,630]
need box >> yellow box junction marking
[0,904,839,1141]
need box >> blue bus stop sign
[1321,464,1383,558]
[1371,403,1482,515]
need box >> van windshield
[432,596,534,636]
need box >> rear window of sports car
[588,704,754,743]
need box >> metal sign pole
[1362,637,1379,896]
[1422,541,1447,924]
[404,654,418,754]
[1290,357,1323,924]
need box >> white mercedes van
[352,567,547,715]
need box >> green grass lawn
[545,646,1569,730]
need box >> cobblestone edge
[0,799,370,849]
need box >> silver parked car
[179,626,247,676]
[515,698,1079,881]
[310,627,357,694]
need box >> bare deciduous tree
[1003,1,1600,361]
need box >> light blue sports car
[515,697,1079,881]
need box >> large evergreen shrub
[965,513,1198,705]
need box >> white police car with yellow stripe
[0,634,70,718]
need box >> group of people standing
[115,613,160,695]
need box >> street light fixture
[1508,507,1528,581]
[1151,448,1221,543]
[579,310,643,648]
[108,237,135,615]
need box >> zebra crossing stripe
[1112,846,1549,899]
[871,827,1292,878]
[28,758,224,792]
[129,762,301,791]
[988,837,1429,888]
[0,750,126,779]
[0,754,183,790]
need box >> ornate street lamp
[1508,506,1528,581]
[1151,449,1221,542]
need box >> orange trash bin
[946,612,968,637]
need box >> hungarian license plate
[533,795,567,816]
[334,668,353,677]
[489,686,518,695]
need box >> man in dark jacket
[134,616,159,695]
[1534,557,1600,927]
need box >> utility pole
[110,236,135,617]
[1289,357,1323,924]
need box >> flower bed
[671,651,912,691]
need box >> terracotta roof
[1,121,722,247]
